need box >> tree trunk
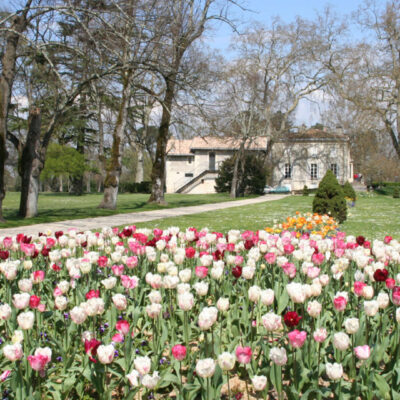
[99,71,131,209]
[86,173,91,193]
[148,77,176,204]
[19,107,42,218]
[230,153,240,198]
[71,96,86,195]
[0,4,33,221]
[135,144,144,183]
[230,141,246,198]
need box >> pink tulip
[307,267,320,279]
[333,296,347,312]
[32,270,45,283]
[313,328,328,343]
[264,253,276,264]
[126,256,138,268]
[171,344,187,361]
[283,244,295,255]
[386,278,396,290]
[97,256,109,267]
[27,354,50,376]
[393,287,400,306]
[312,252,325,265]
[111,264,124,276]
[116,320,130,335]
[121,275,139,289]
[0,370,11,382]
[3,237,13,249]
[21,243,36,256]
[112,333,124,343]
[195,266,208,279]
[384,236,393,244]
[282,262,296,279]
[354,281,367,297]
[354,345,371,360]
[288,330,307,348]
[235,346,252,364]
[235,255,244,266]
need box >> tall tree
[321,1,400,161]
[148,0,238,204]
[0,0,34,221]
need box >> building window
[310,164,318,179]
[209,152,216,171]
[330,163,338,177]
[185,173,193,178]
[188,157,193,164]
[284,163,292,179]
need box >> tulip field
[1,212,400,399]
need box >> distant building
[166,129,353,194]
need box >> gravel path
[0,194,289,237]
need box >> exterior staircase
[175,170,218,193]
[352,180,368,192]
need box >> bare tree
[5,3,119,217]
[147,0,239,204]
[321,1,400,161]
[232,19,327,157]
[0,0,35,221]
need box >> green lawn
[0,192,256,228]
[133,192,400,241]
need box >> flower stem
[227,372,231,400]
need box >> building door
[209,152,216,171]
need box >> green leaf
[392,389,400,400]
[62,375,76,393]
[162,373,181,386]
[277,290,289,314]
[374,374,391,400]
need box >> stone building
[166,129,353,194]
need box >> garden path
[0,194,289,236]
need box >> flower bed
[0,221,399,399]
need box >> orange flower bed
[265,211,338,237]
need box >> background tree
[215,153,267,195]
[321,1,400,161]
[148,0,240,204]
[0,0,35,220]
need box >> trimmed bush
[313,170,347,223]
[371,182,400,196]
[302,185,309,196]
[215,153,268,195]
[394,187,400,198]
[342,181,357,201]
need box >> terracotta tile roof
[283,129,348,141]
[167,136,268,155]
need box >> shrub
[118,181,152,194]
[371,182,400,196]
[312,170,347,223]
[394,187,400,198]
[302,185,309,196]
[342,181,357,201]
[215,153,268,195]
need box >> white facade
[271,132,353,191]
[166,131,353,194]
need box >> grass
[133,192,400,241]
[0,191,257,228]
